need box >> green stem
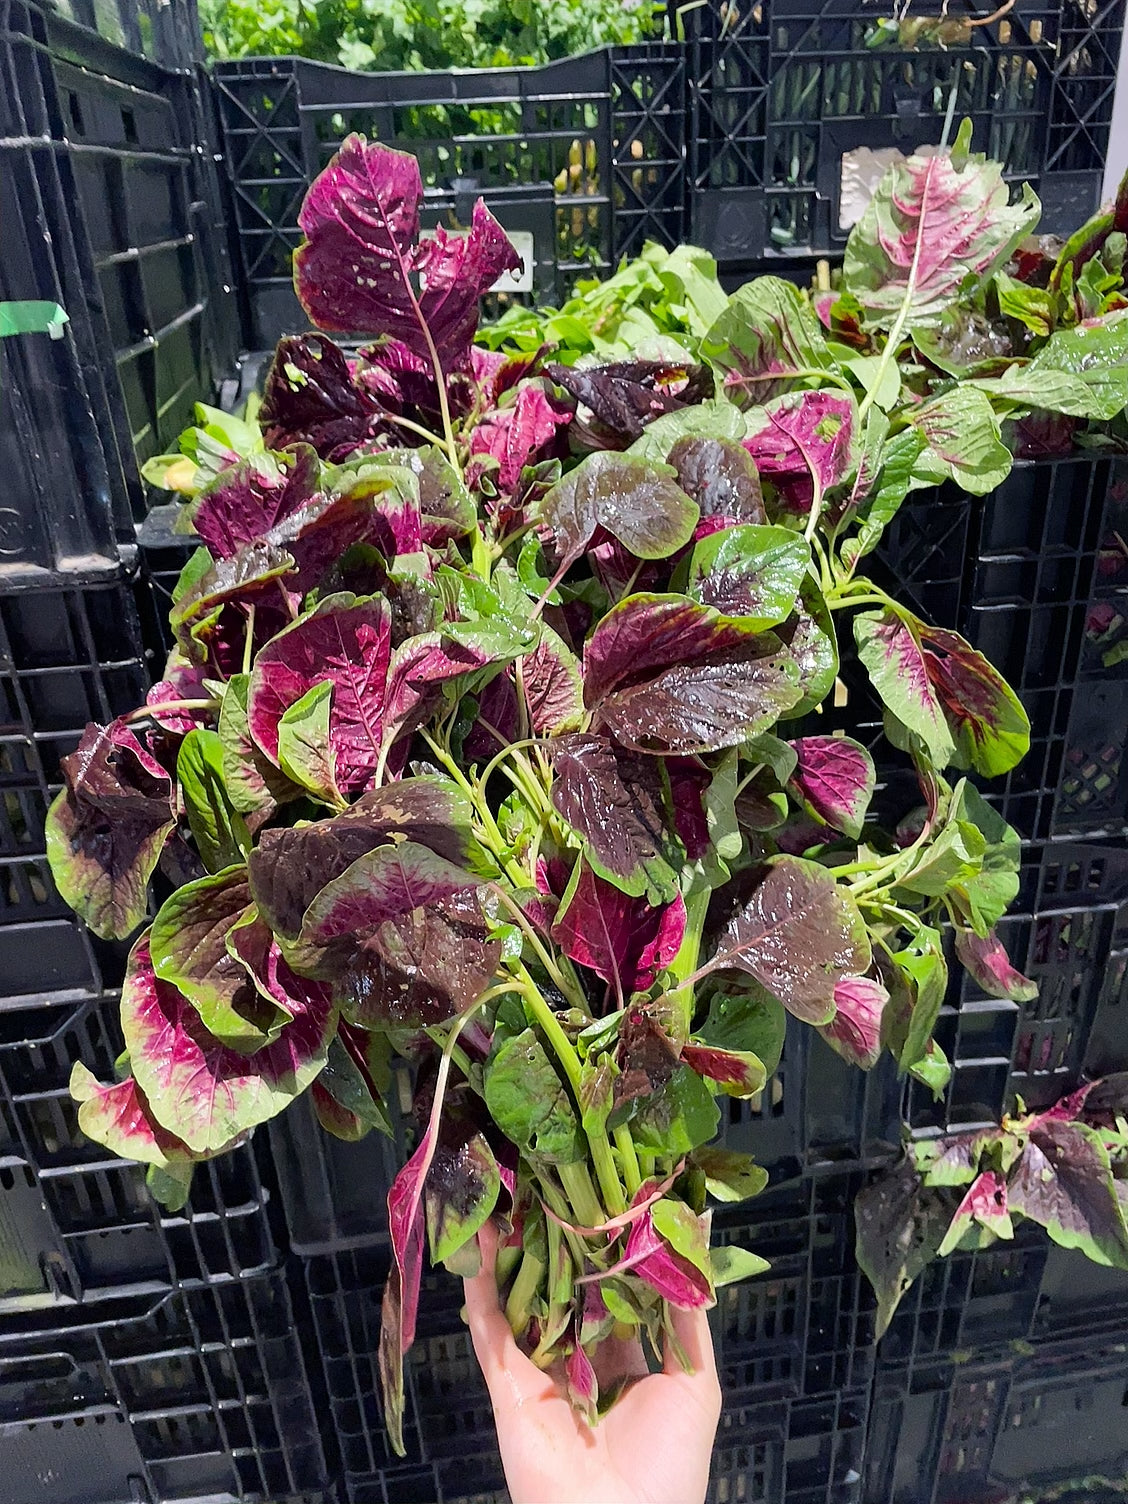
[125,697,219,723]
[637,1148,657,1180]
[559,1160,609,1227]
[504,1247,546,1335]
[422,1026,475,1083]
[664,882,713,1034]
[614,1123,643,1198]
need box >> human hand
[462,1222,722,1504]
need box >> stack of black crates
[3,0,1128,1499]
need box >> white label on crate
[838,145,939,230]
[418,229,535,294]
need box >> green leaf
[994,271,1054,337]
[971,366,1111,419]
[946,780,1021,935]
[626,398,748,463]
[146,1161,194,1211]
[686,524,810,631]
[1020,309,1128,420]
[484,1028,585,1165]
[711,1245,772,1285]
[177,729,250,874]
[907,388,1012,497]
[315,1032,393,1137]
[276,680,345,807]
[701,276,841,406]
[909,1040,952,1099]
[694,1146,769,1204]
[632,1065,720,1156]
[844,354,901,411]
[218,673,299,816]
[844,427,929,564]
[698,978,786,1076]
[895,819,986,899]
[886,926,948,1072]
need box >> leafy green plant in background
[52,129,1128,1453]
[198,0,665,72]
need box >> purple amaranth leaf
[381,633,493,758]
[583,593,802,755]
[669,760,712,860]
[522,623,584,735]
[681,1042,765,1097]
[703,276,840,406]
[1007,1119,1128,1266]
[264,484,394,595]
[189,447,320,559]
[788,736,876,839]
[469,344,543,405]
[121,936,334,1154]
[295,136,519,370]
[686,523,809,628]
[816,974,888,1069]
[170,543,298,676]
[743,390,857,515]
[854,608,954,769]
[842,125,1040,331]
[551,733,686,904]
[290,839,493,1007]
[45,720,176,942]
[248,594,391,795]
[623,1204,713,1309]
[379,1133,430,1456]
[546,360,714,447]
[146,654,215,737]
[565,1328,599,1423]
[462,671,520,762]
[551,860,686,1005]
[954,927,1038,1002]
[218,673,302,820]
[918,625,1031,778]
[711,856,871,1025]
[69,1061,241,1166]
[855,1155,955,1336]
[937,1169,1012,1255]
[249,776,473,938]
[615,1006,681,1109]
[667,435,766,536]
[469,381,570,494]
[259,334,386,459]
[536,451,699,574]
[425,1112,501,1266]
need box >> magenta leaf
[171,542,298,676]
[295,135,518,369]
[788,735,876,839]
[546,359,714,446]
[565,1330,599,1424]
[667,435,766,535]
[70,1061,241,1167]
[743,389,857,515]
[259,335,385,460]
[550,734,685,904]
[121,936,334,1154]
[712,856,871,1025]
[522,623,584,735]
[583,593,802,754]
[954,927,1038,1002]
[291,840,493,1007]
[367,445,475,546]
[536,451,699,573]
[146,654,215,737]
[843,125,1040,331]
[248,593,391,795]
[189,447,320,559]
[264,484,390,597]
[918,625,1031,777]
[1007,1119,1128,1266]
[854,608,955,769]
[381,633,493,755]
[379,1133,431,1456]
[217,673,302,819]
[681,1042,766,1097]
[469,381,569,493]
[249,776,473,938]
[937,1169,1013,1255]
[623,1202,713,1309]
[45,720,176,941]
[816,974,888,1069]
[551,861,686,1005]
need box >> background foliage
[198,0,665,71]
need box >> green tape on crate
[0,301,69,339]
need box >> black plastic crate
[211,45,687,348]
[864,1332,1128,1504]
[1,0,239,576]
[687,0,1126,263]
[904,838,1128,1137]
[0,987,283,1306]
[0,1273,328,1503]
